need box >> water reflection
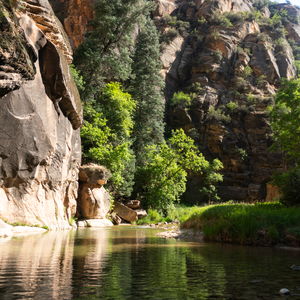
[0,227,299,300]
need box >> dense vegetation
[74,0,223,211]
[72,0,300,246]
[270,78,300,206]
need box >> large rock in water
[77,165,111,219]
[0,1,82,229]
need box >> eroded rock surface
[0,0,82,229]
[77,164,111,219]
[156,0,298,201]
[49,0,95,49]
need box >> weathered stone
[85,219,113,227]
[114,202,138,223]
[0,0,82,229]
[77,185,111,219]
[79,164,111,185]
[49,0,95,49]
[111,212,122,225]
[136,209,148,219]
[159,0,298,202]
[125,200,141,210]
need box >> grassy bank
[138,202,300,246]
[136,205,203,225]
[181,202,300,246]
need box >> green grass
[181,202,300,246]
[136,205,206,225]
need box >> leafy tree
[74,0,152,99]
[134,129,223,213]
[270,79,300,205]
[270,78,300,164]
[130,17,165,166]
[81,83,136,197]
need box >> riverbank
[181,202,300,247]
[137,203,300,247]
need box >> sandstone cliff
[0,0,82,229]
[49,0,94,49]
[52,0,299,203]
[155,0,298,202]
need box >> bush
[207,106,231,123]
[226,101,238,111]
[170,91,192,107]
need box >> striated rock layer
[156,0,298,202]
[0,0,82,229]
[49,0,95,49]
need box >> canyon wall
[0,0,82,229]
[156,0,298,202]
[51,0,299,203]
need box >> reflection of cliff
[0,1,82,228]
[0,232,75,299]
[0,229,110,299]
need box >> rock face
[49,0,95,49]
[155,0,298,201]
[0,1,82,229]
[77,164,111,219]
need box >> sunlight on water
[0,226,299,299]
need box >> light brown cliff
[0,0,82,229]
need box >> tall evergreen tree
[130,17,166,166]
[74,0,152,100]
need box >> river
[0,226,299,299]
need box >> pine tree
[74,0,152,100]
[130,17,166,166]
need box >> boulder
[79,164,111,185]
[77,185,111,219]
[136,209,148,219]
[85,219,113,227]
[111,212,122,225]
[125,200,141,210]
[114,202,138,223]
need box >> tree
[74,0,152,99]
[270,78,300,164]
[134,129,223,213]
[130,17,165,166]
[81,83,136,197]
[270,78,300,206]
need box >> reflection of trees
[0,229,299,300]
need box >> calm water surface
[0,226,299,300]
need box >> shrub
[207,106,231,123]
[161,28,178,45]
[226,101,238,111]
[170,91,192,107]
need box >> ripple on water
[0,228,299,299]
